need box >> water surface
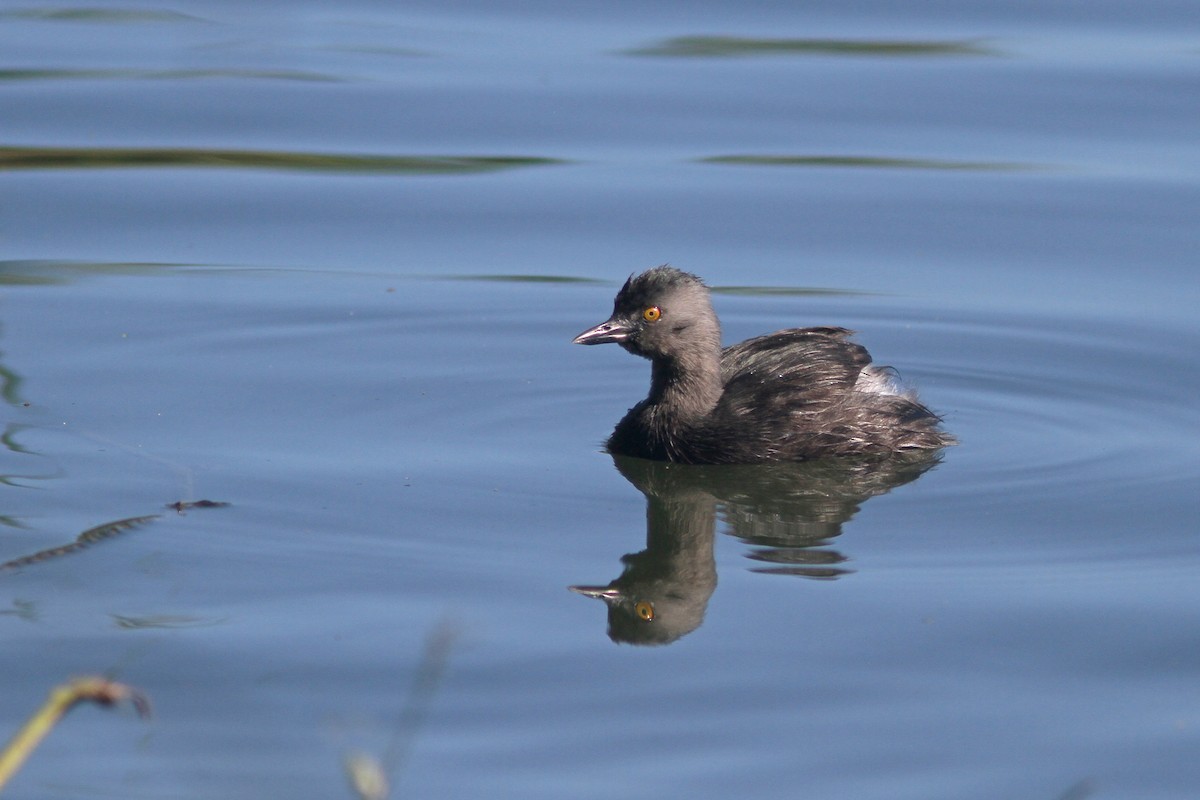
[1,3,1198,799]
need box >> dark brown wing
[717,327,871,418]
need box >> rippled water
[2,3,1198,799]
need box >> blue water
[2,3,1198,799]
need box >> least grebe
[573,266,954,464]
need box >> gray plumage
[573,266,955,464]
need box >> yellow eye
[634,601,655,622]
[642,306,661,322]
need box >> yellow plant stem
[0,677,149,792]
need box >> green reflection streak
[0,8,204,22]
[0,366,24,406]
[701,154,1034,172]
[0,68,341,83]
[0,423,45,492]
[1,425,32,454]
[0,260,183,285]
[712,285,867,298]
[440,275,855,295]
[0,147,565,175]
[0,599,37,620]
[443,274,606,285]
[111,614,225,630]
[626,35,998,58]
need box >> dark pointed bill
[572,318,630,345]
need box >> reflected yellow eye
[642,306,661,322]
[634,601,655,622]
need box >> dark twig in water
[166,499,231,514]
[0,677,150,790]
[0,515,160,572]
[0,501,229,572]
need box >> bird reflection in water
[570,452,942,645]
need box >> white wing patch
[855,365,915,399]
